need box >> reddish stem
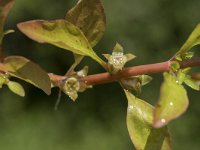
[80,61,171,85]
[49,58,200,86]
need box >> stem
[49,57,200,86]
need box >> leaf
[173,24,200,58]
[3,56,51,95]
[153,73,189,128]
[184,75,200,91]
[65,0,106,72]
[7,81,25,97]
[0,0,15,44]
[66,0,106,47]
[125,90,171,150]
[17,19,106,69]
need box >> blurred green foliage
[0,0,200,149]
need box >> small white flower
[108,52,127,70]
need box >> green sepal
[125,53,136,62]
[113,43,124,52]
[102,54,111,60]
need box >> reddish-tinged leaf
[17,19,106,68]
[153,73,189,128]
[3,56,51,95]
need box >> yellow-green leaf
[125,90,171,150]
[3,56,51,95]
[17,19,106,69]
[7,81,25,97]
[0,0,15,44]
[173,24,200,58]
[153,73,189,128]
[184,75,200,91]
[66,0,106,47]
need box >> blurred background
[1,0,200,149]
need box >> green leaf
[125,90,171,150]
[102,54,111,60]
[173,24,200,58]
[3,56,51,95]
[66,0,106,47]
[184,75,200,91]
[153,73,189,128]
[17,19,106,69]
[7,81,25,97]
[0,0,15,44]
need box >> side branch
[49,58,200,86]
